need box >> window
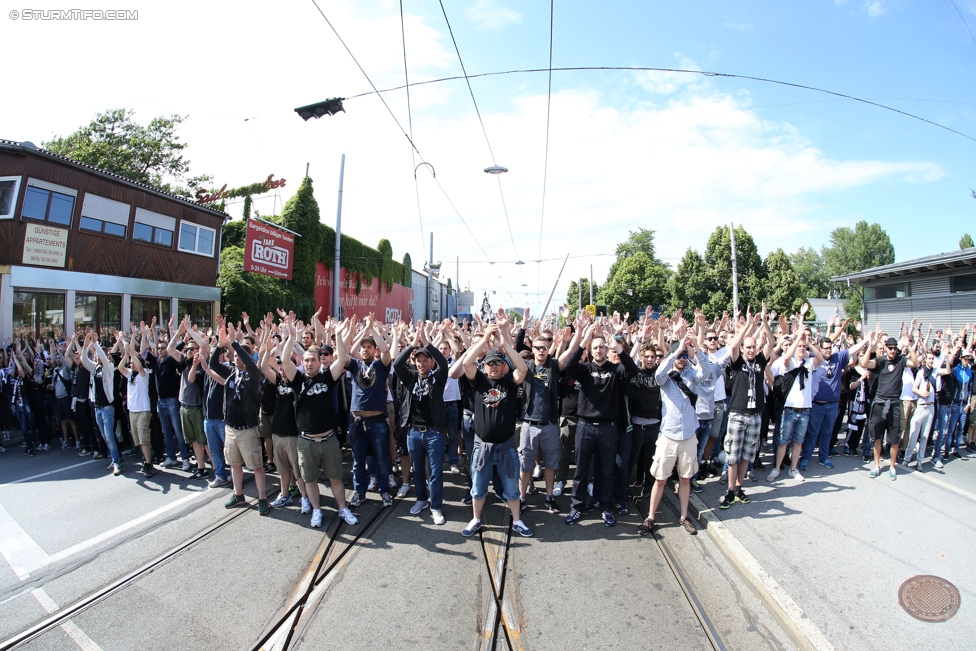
[133,207,176,248]
[864,282,910,301]
[80,193,129,238]
[178,221,215,256]
[131,297,171,331]
[13,291,65,340]
[0,176,21,219]
[178,300,212,330]
[951,273,976,293]
[22,185,75,227]
[75,294,121,345]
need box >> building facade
[0,140,227,342]
[831,249,976,335]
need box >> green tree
[599,252,671,316]
[701,225,766,315]
[822,220,895,319]
[666,248,710,312]
[789,246,829,299]
[42,108,211,196]
[218,247,284,319]
[763,249,805,315]
[614,227,663,264]
[961,233,974,249]
[567,278,600,315]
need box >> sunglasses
[486,360,506,367]
[655,353,665,358]
[706,336,718,341]
[676,353,689,360]
[532,345,548,351]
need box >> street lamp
[484,165,508,174]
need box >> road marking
[690,493,836,651]
[0,502,51,579]
[32,588,104,651]
[30,489,207,573]
[910,470,976,503]
[0,460,97,489]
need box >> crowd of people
[2,304,974,538]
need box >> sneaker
[829,447,839,457]
[862,455,871,463]
[532,464,543,480]
[844,446,853,456]
[747,469,758,482]
[819,459,834,469]
[934,458,945,469]
[916,460,924,473]
[349,492,365,507]
[564,508,583,525]
[270,493,293,508]
[382,494,393,508]
[679,518,697,535]
[190,468,209,481]
[181,460,191,472]
[527,484,538,495]
[208,475,228,488]
[397,484,410,498]
[637,519,655,536]
[389,474,397,489]
[587,482,594,497]
[462,519,483,536]
[162,457,178,468]
[545,496,560,513]
[288,485,302,498]
[225,494,246,508]
[614,502,629,516]
[0,445,5,454]
[889,467,897,481]
[719,492,735,509]
[450,465,460,475]
[584,500,599,512]
[409,500,430,515]
[113,463,121,476]
[735,488,751,504]
[512,520,534,537]
[797,462,807,472]
[788,468,804,482]
[93,452,104,460]
[264,462,277,473]
[338,507,359,525]
[257,499,271,516]
[107,461,116,471]
[602,511,616,527]
[310,509,323,528]
[367,476,378,492]
[753,459,765,471]
[60,440,70,450]
[690,479,704,493]
[552,481,564,497]
[869,466,880,478]
[123,447,138,457]
[431,509,446,525]
[767,469,781,482]
[461,493,472,505]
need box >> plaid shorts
[725,412,761,464]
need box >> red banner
[315,262,414,323]
[244,218,295,280]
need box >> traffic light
[294,98,345,121]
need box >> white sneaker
[397,484,410,498]
[450,465,460,475]
[310,509,323,528]
[338,507,359,525]
[431,509,446,525]
[270,493,292,508]
[113,463,121,476]
[767,469,780,482]
[300,497,312,514]
[163,457,178,468]
[552,481,564,497]
[532,464,543,480]
[181,460,191,472]
[788,468,805,482]
[410,500,430,515]
[367,476,378,492]
[389,474,397,489]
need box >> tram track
[477,507,522,651]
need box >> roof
[0,139,230,220]
[830,248,976,284]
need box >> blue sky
[7,0,976,313]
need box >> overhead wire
[436,0,522,262]
[345,65,976,145]
[946,0,976,54]
[399,0,428,258]
[537,0,554,264]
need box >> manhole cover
[898,575,960,623]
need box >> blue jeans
[204,418,227,480]
[15,401,33,452]
[802,402,838,463]
[470,444,520,501]
[444,402,461,466]
[931,404,952,459]
[158,397,188,461]
[462,412,476,487]
[407,427,445,510]
[352,418,393,497]
[947,403,967,453]
[94,405,121,466]
[696,419,713,464]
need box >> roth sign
[244,218,295,280]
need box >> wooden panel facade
[0,147,225,287]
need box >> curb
[687,491,837,651]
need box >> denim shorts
[779,407,810,446]
[470,446,521,502]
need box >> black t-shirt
[523,369,551,421]
[472,370,518,444]
[559,375,580,417]
[272,375,298,437]
[727,353,768,414]
[874,353,908,401]
[346,358,391,412]
[148,352,181,400]
[260,377,277,415]
[293,370,339,434]
[409,372,436,427]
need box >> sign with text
[315,262,414,323]
[244,218,294,280]
[23,223,68,267]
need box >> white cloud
[465,0,521,30]
[723,19,753,32]
[864,0,887,18]
[635,53,706,95]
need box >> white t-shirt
[900,367,917,401]
[127,371,151,413]
[772,355,815,409]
